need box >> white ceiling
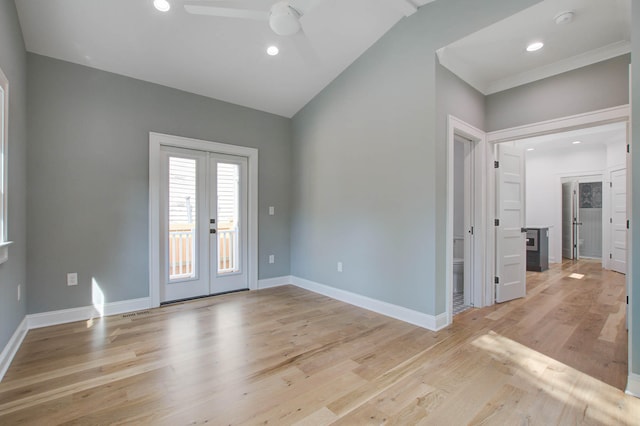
[516,121,626,153]
[438,0,631,95]
[15,0,434,118]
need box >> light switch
[269,206,275,216]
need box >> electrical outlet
[337,262,343,272]
[269,255,275,264]
[67,272,78,286]
[17,284,20,301]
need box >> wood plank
[0,262,637,424]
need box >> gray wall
[486,54,630,132]
[631,0,640,381]
[27,54,291,314]
[0,0,27,350]
[290,0,536,316]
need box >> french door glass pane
[217,163,240,274]
[168,157,197,280]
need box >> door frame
[149,132,259,308]
[446,116,487,326]
[487,105,629,301]
[559,173,604,262]
[485,104,631,389]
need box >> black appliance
[526,227,549,272]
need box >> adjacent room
[1,0,639,423]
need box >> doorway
[452,135,475,315]
[160,146,248,303]
[561,177,604,262]
[149,132,259,308]
[446,116,486,324]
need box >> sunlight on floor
[569,273,585,279]
[472,331,635,424]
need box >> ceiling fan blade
[184,4,269,21]
[289,0,323,15]
[290,28,321,67]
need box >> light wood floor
[1,260,638,424]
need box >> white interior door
[562,181,574,260]
[495,144,526,303]
[463,140,474,307]
[160,147,248,303]
[610,168,627,274]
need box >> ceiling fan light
[153,0,170,12]
[269,3,301,36]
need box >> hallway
[456,259,628,390]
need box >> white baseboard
[258,275,292,289]
[27,297,151,329]
[0,297,152,382]
[291,276,447,331]
[0,317,28,382]
[627,373,640,398]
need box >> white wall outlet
[269,255,275,264]
[269,206,275,216]
[17,284,20,301]
[67,272,78,286]
[337,262,343,272]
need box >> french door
[160,146,248,303]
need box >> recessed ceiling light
[526,42,544,52]
[153,0,170,12]
[572,140,581,145]
[527,148,535,151]
[267,46,279,56]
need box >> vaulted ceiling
[15,0,433,117]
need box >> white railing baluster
[171,233,176,277]
[185,232,191,276]
[168,229,196,280]
[222,232,228,270]
[216,229,239,274]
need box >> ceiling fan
[183,0,323,37]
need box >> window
[0,65,11,264]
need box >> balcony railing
[169,227,238,279]
[218,228,239,274]
[169,229,195,280]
